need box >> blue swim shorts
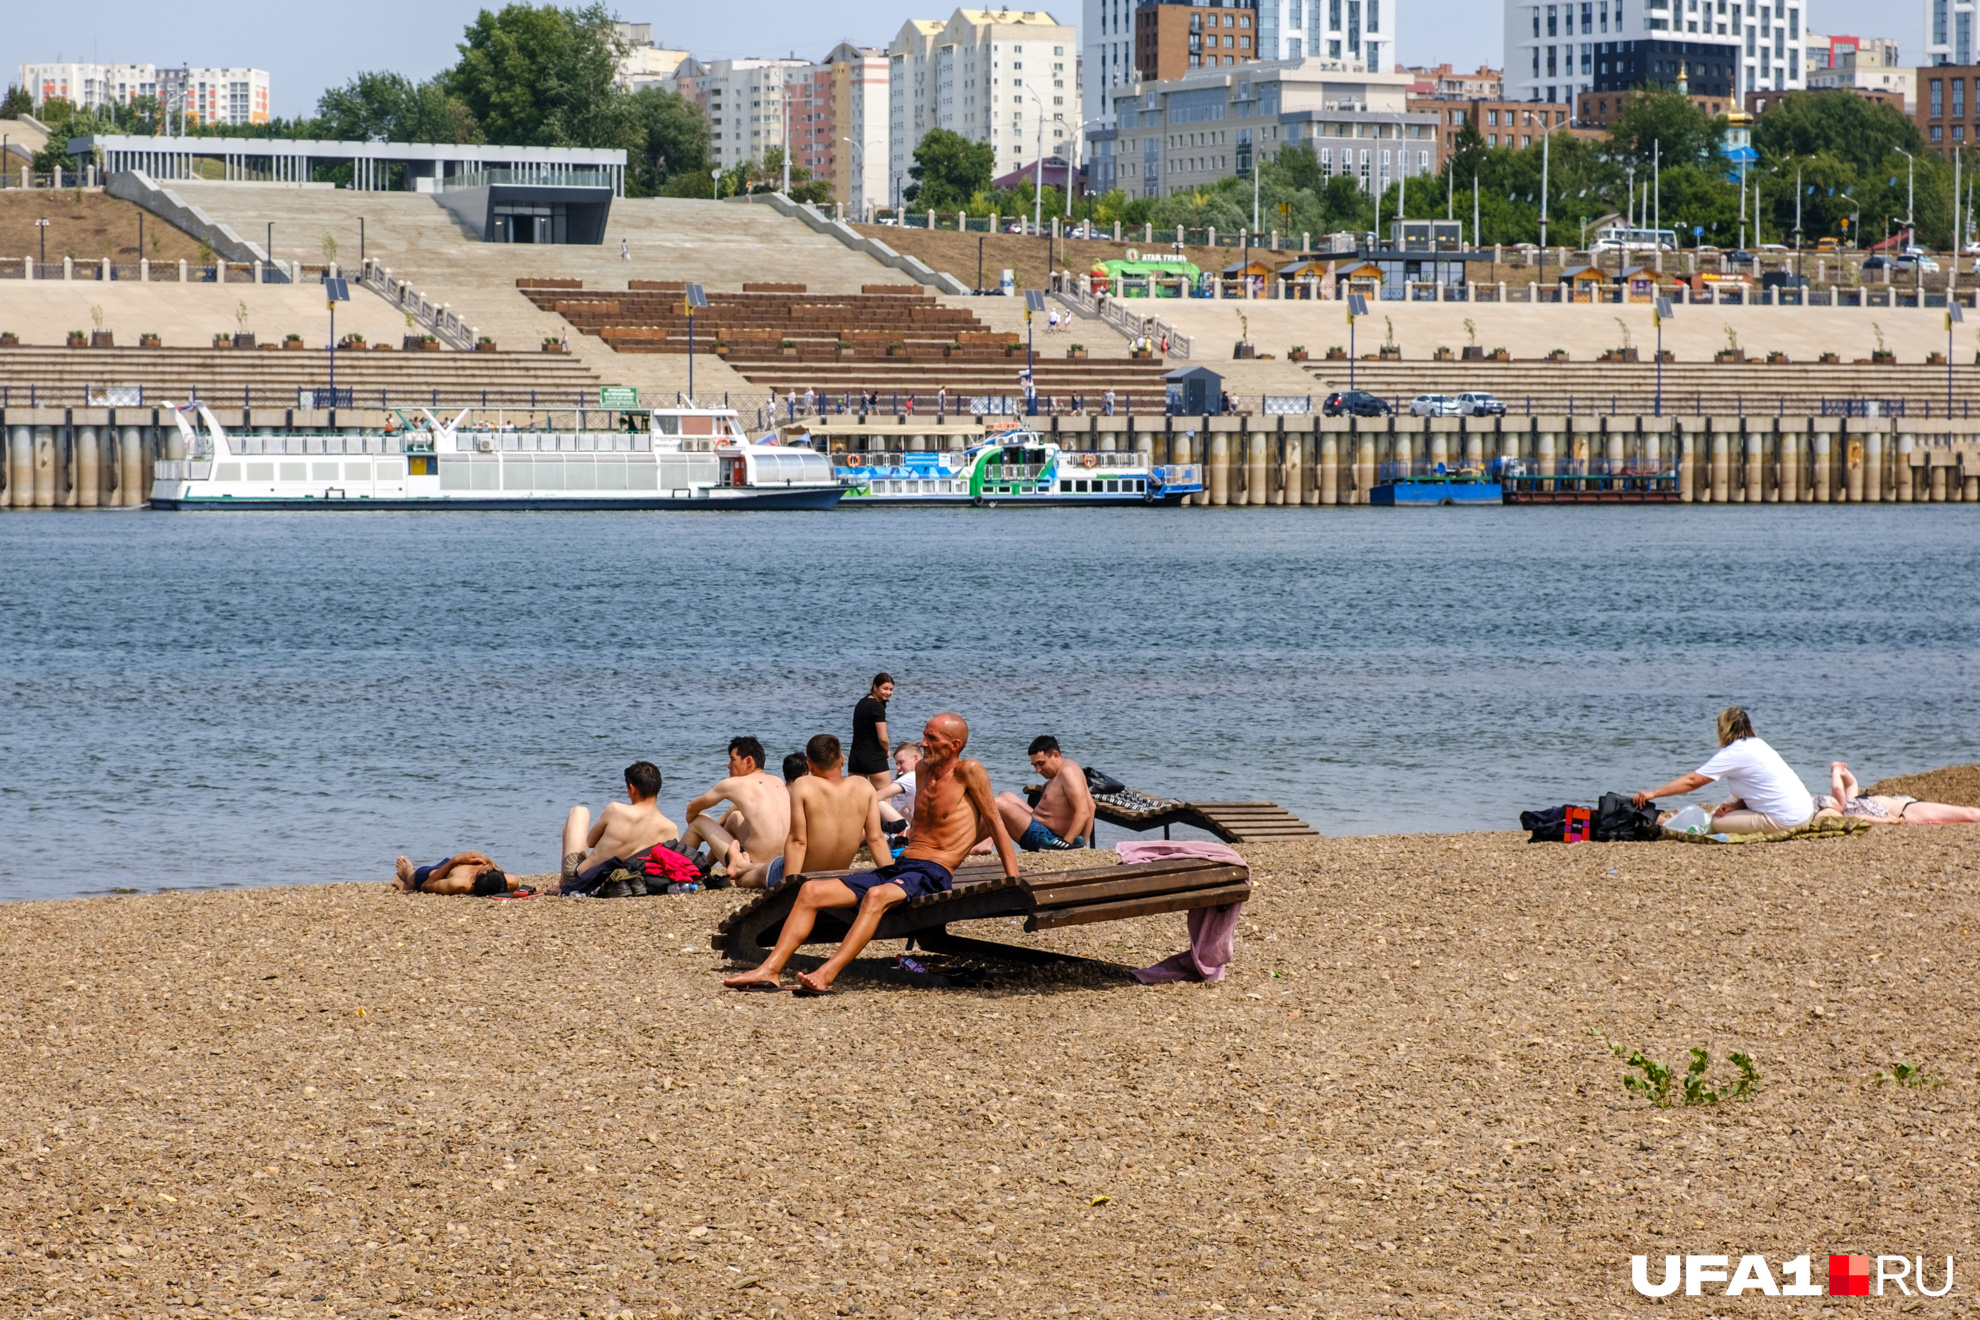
[1018,820,1087,852]
[839,857,954,905]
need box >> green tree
[1606,89,1720,163]
[627,85,708,195]
[1,85,31,119]
[317,72,481,145]
[448,2,633,149]
[1753,91,1924,175]
[905,128,994,209]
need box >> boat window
[653,415,681,436]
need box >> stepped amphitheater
[4,176,1979,508]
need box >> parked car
[1814,237,1840,253]
[1456,391,1507,417]
[1323,390,1394,417]
[1757,243,1789,253]
[1722,249,1756,266]
[1894,253,1942,273]
[1860,254,1893,271]
[1408,393,1462,417]
[1067,222,1099,239]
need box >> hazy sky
[2,0,1921,120]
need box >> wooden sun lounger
[1025,783,1321,843]
[709,857,1251,964]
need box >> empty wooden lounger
[709,857,1251,965]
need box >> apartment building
[1136,0,1264,81]
[1409,98,1576,152]
[1085,0,1394,131]
[1806,36,1913,109]
[1087,57,1431,200]
[1916,65,1980,150]
[888,9,1080,196]
[783,44,890,212]
[675,57,810,172]
[1502,0,1803,103]
[20,62,270,125]
[1927,0,1976,66]
[614,22,692,90]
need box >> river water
[1,505,1974,902]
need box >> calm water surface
[1,506,1974,901]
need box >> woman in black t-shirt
[850,673,895,785]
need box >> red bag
[637,845,703,887]
[1563,806,1592,844]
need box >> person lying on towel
[1813,761,1980,825]
[392,852,522,896]
[722,712,1021,995]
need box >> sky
[1,0,1924,121]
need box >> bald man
[722,712,1021,995]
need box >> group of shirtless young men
[393,711,1098,996]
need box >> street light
[684,282,707,404]
[840,136,886,221]
[1346,292,1368,391]
[35,217,49,268]
[323,272,350,412]
[1025,85,1048,236]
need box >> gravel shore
[3,826,1976,1319]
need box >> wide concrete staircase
[1303,359,1980,417]
[520,282,1177,411]
[0,344,602,412]
[136,185,924,407]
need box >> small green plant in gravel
[1620,1045,1758,1107]
[1875,1062,1943,1090]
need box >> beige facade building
[888,9,1081,208]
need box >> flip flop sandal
[792,985,837,997]
[727,981,784,993]
[492,888,537,901]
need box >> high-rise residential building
[19,62,270,125]
[888,9,1080,205]
[1502,0,1801,103]
[1135,0,1264,82]
[675,56,810,173]
[787,44,890,213]
[1090,0,1394,129]
[1916,63,1980,149]
[1927,0,1976,65]
[614,22,692,90]
[1087,56,1428,200]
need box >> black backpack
[1521,794,1660,843]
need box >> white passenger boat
[833,430,1202,506]
[150,403,843,511]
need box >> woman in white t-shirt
[1632,706,1815,834]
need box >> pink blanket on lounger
[1116,841,1247,982]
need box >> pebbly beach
[4,771,1977,1320]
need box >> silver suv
[1456,391,1506,417]
[1409,394,1461,417]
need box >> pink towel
[1132,901,1245,983]
[1116,842,1249,982]
[1114,840,1246,867]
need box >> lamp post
[1346,292,1367,391]
[36,217,49,268]
[1025,86,1047,235]
[840,136,886,221]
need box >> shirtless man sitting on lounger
[994,735,1095,851]
[1813,761,1980,825]
[392,852,521,895]
[560,761,678,893]
[723,712,1021,994]
[679,737,789,878]
[731,733,893,891]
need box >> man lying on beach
[1812,761,1980,825]
[392,852,522,895]
[679,737,788,879]
[731,733,893,891]
[723,712,1021,994]
[994,735,1095,851]
[560,761,678,894]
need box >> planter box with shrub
[90,331,114,348]
[1818,352,1840,363]
[1489,348,1511,361]
[542,339,567,354]
[1927,351,1947,365]
[1597,347,1639,363]
[233,333,255,350]
[1432,346,1454,362]
[0,332,19,347]
[1067,344,1087,359]
[1871,349,1895,364]
[474,338,498,352]
[1461,345,1485,360]
[1545,349,1568,362]
[284,334,305,351]
[1324,347,1347,361]
[1766,351,1789,364]
[1287,346,1309,361]
[68,331,88,348]
[1714,348,1746,363]
[138,333,161,349]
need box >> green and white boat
[832,430,1202,506]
